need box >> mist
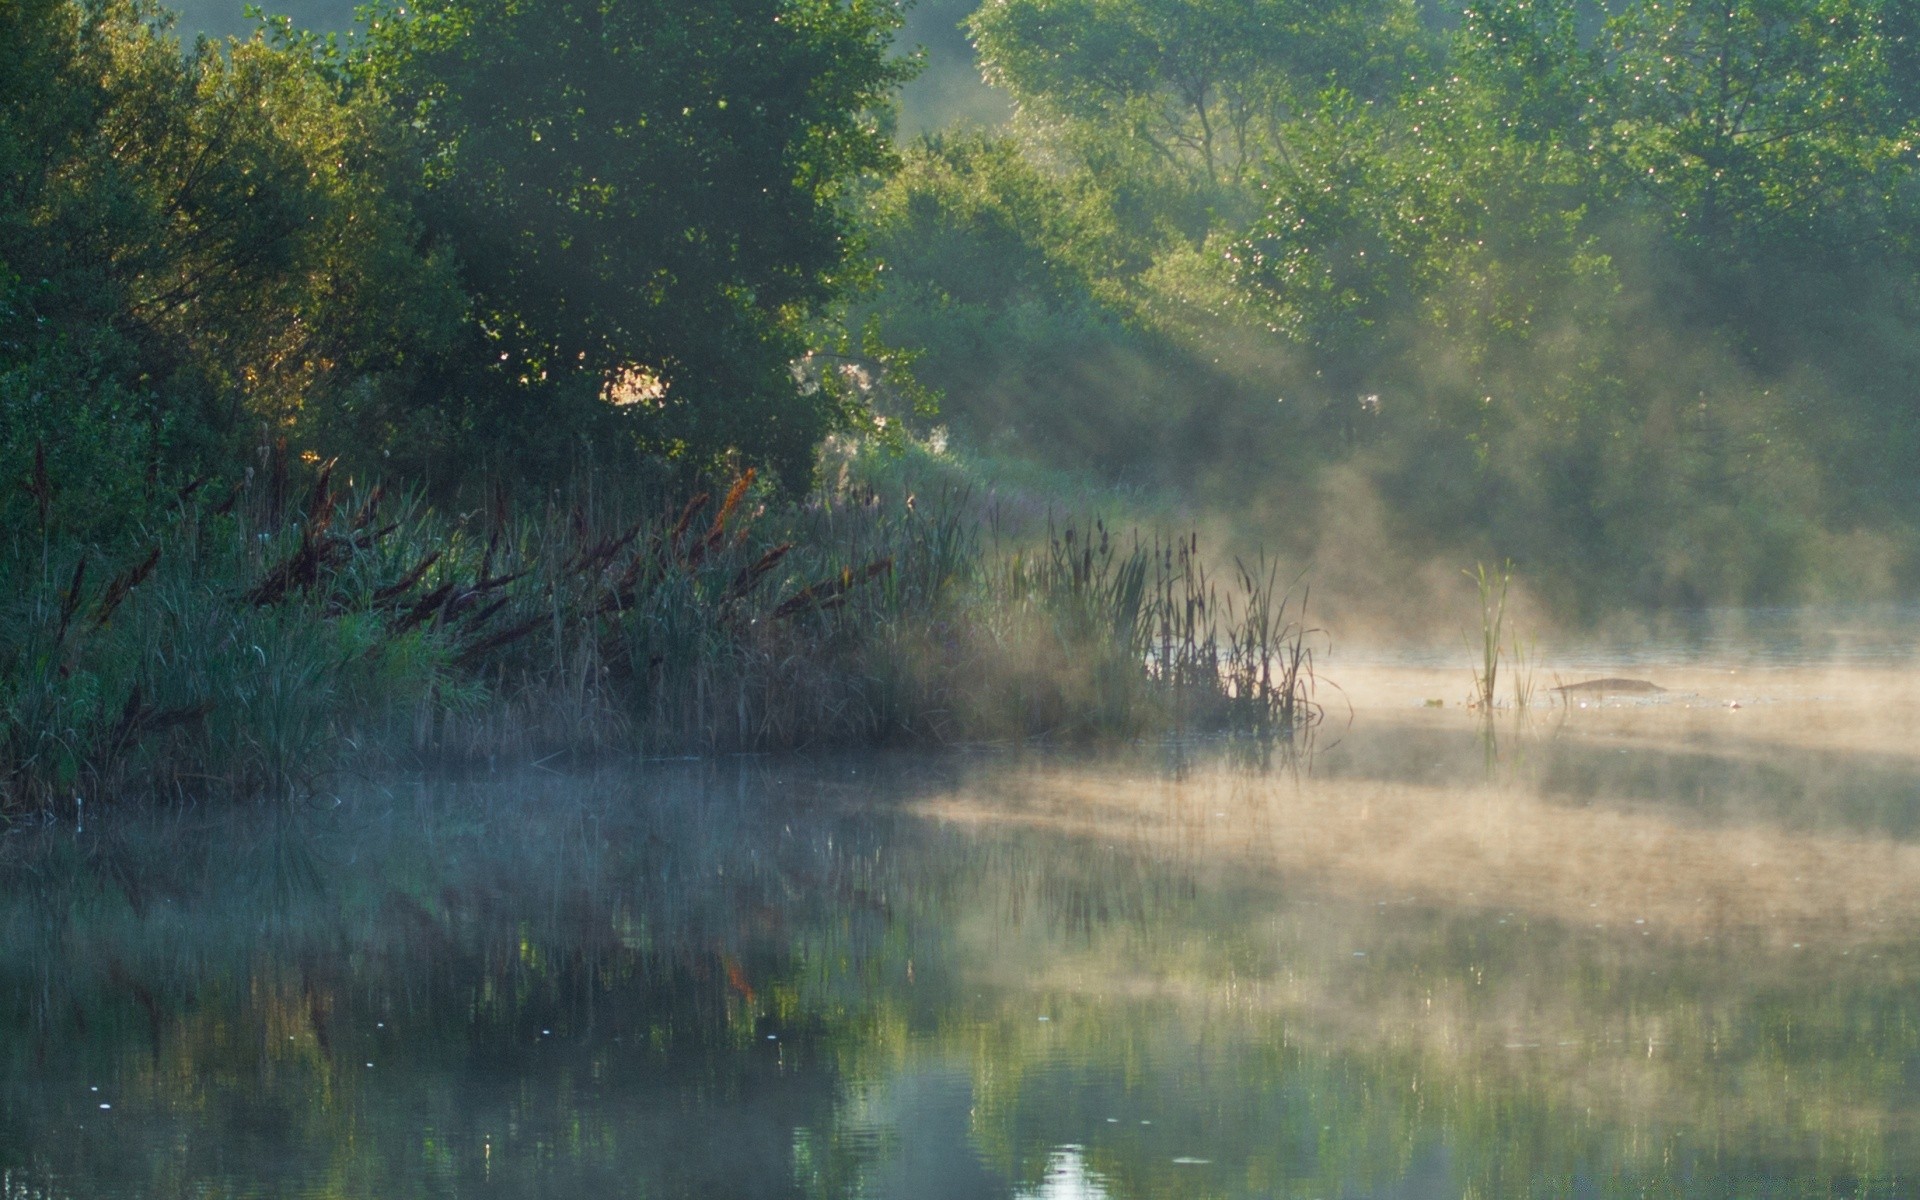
[7,0,1920,1193]
[869,0,1920,637]
[895,0,1013,135]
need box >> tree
[1603,0,1919,257]
[356,0,913,486]
[0,0,459,541]
[969,0,1428,190]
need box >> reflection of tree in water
[2,750,1917,1197]
[0,764,929,1198]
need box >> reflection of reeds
[1,467,1326,814]
[6,748,1907,1199]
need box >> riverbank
[0,452,1321,815]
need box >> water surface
[4,653,1920,1197]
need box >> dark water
[5,710,1920,1198]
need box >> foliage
[2,0,926,544]
[878,0,1920,608]
[1603,0,1920,260]
[1,0,1337,812]
[855,134,1299,487]
[970,0,1429,191]
[354,0,916,486]
[0,0,464,544]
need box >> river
[4,628,1919,1197]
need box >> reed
[1466,561,1512,710]
[1509,627,1537,711]
[1,464,1326,814]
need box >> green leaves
[3,0,921,530]
[0,0,468,545]
[1603,0,1917,256]
[356,0,914,486]
[970,0,1428,188]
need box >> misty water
[7,629,1920,1198]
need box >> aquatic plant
[1467,560,1512,710]
[0,460,1323,814]
[1509,627,1537,711]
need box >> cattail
[454,594,510,630]
[54,555,88,644]
[454,615,544,667]
[348,483,385,533]
[470,568,528,593]
[304,458,339,535]
[110,685,146,750]
[697,468,756,561]
[393,581,456,634]
[567,522,642,575]
[373,552,441,604]
[667,492,709,555]
[725,542,791,602]
[93,547,161,628]
[773,558,891,619]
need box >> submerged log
[1551,677,1667,695]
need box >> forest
[4,0,1919,808]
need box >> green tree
[1603,0,1919,257]
[0,0,459,543]
[969,0,1429,190]
[356,0,913,486]
[0,0,147,537]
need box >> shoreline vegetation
[2,443,1324,816]
[12,0,1920,812]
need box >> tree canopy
[1,0,462,538]
[12,0,1920,604]
[970,0,1428,188]
[356,0,913,485]
[860,0,1920,605]
[1,0,915,543]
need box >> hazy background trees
[356,0,911,487]
[857,0,1920,608]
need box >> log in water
[1551,676,1668,694]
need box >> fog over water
[14,0,1919,1189]
[1332,604,1920,670]
[6,620,1920,1197]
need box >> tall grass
[1,461,1324,814]
[1466,561,1512,710]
